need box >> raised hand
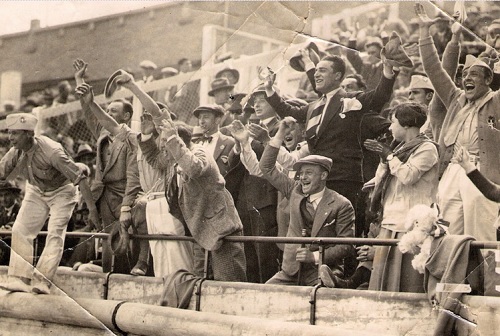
[414,3,440,28]
[259,66,276,91]
[363,139,393,161]
[229,120,250,145]
[73,59,88,86]
[248,122,271,144]
[114,71,134,87]
[159,118,177,141]
[140,112,156,136]
[74,83,94,105]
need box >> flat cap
[192,104,225,118]
[161,67,179,76]
[6,113,37,131]
[293,154,333,173]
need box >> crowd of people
[0,4,499,304]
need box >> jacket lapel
[102,139,124,177]
[212,136,227,161]
[316,90,344,139]
[311,189,335,237]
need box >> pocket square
[324,218,336,227]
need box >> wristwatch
[386,153,395,161]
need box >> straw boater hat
[139,60,157,70]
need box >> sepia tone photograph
[0,1,499,335]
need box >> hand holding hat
[380,31,413,68]
[104,69,133,98]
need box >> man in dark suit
[263,55,395,237]
[227,85,282,283]
[260,119,355,286]
[139,118,247,282]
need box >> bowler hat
[290,42,321,72]
[74,143,96,161]
[293,154,333,173]
[0,180,20,193]
[108,222,130,256]
[193,104,225,118]
[208,78,234,97]
[5,113,37,131]
[215,67,240,84]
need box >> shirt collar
[308,187,326,204]
[260,117,275,127]
[324,87,340,100]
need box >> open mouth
[284,135,293,142]
[315,79,323,85]
[464,83,475,92]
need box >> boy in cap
[0,113,99,294]
[260,119,355,286]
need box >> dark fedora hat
[215,67,240,84]
[227,93,248,113]
[208,78,234,97]
[192,104,226,118]
[0,180,21,193]
[108,222,130,256]
[289,42,321,72]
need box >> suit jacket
[260,145,355,276]
[140,135,242,251]
[83,105,141,209]
[266,75,394,183]
[196,132,235,177]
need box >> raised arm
[73,60,101,139]
[75,83,121,136]
[259,119,296,198]
[415,3,461,108]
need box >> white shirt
[307,187,326,211]
[200,131,220,158]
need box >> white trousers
[146,195,193,278]
[438,163,498,242]
[9,183,77,283]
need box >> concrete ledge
[1,267,499,335]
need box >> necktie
[306,197,316,217]
[201,135,213,143]
[305,96,327,139]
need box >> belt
[147,192,165,201]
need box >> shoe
[319,265,351,289]
[0,277,32,293]
[130,260,148,276]
[32,282,51,295]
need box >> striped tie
[305,96,327,139]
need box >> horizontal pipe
[1,231,499,249]
[0,292,377,336]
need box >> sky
[0,1,163,36]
